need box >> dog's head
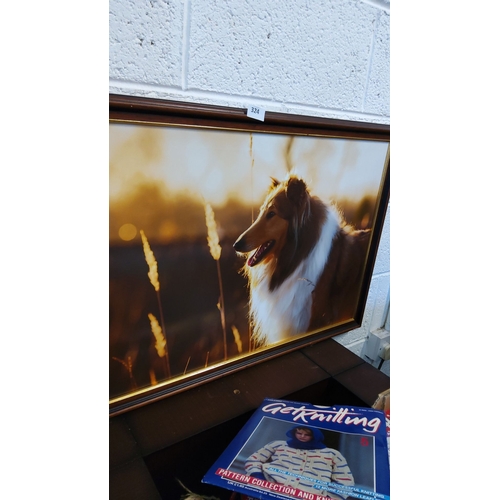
[233,175,311,267]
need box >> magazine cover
[202,398,390,500]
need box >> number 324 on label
[247,106,265,121]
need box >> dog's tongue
[247,248,261,267]
[247,241,273,267]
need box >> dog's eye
[266,211,275,219]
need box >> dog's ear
[269,177,281,190]
[285,177,310,227]
[285,176,308,205]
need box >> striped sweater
[245,440,354,500]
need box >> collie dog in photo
[233,174,371,347]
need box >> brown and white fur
[233,174,371,346]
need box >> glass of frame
[109,94,390,416]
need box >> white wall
[109,0,390,370]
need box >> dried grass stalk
[148,313,166,358]
[183,356,191,375]
[204,203,228,360]
[204,203,221,260]
[140,229,170,378]
[149,369,158,386]
[140,229,160,291]
[112,356,137,390]
[231,325,243,354]
[148,312,170,378]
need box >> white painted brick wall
[109,0,390,367]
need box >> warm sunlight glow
[110,125,388,205]
[118,223,137,241]
[159,220,178,241]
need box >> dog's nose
[233,236,244,252]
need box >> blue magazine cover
[202,398,390,500]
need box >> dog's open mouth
[247,240,275,267]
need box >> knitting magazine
[202,398,390,500]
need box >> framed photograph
[109,94,390,416]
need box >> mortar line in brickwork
[108,79,389,124]
[181,0,192,91]
[362,11,380,113]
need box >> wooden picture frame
[109,94,390,416]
